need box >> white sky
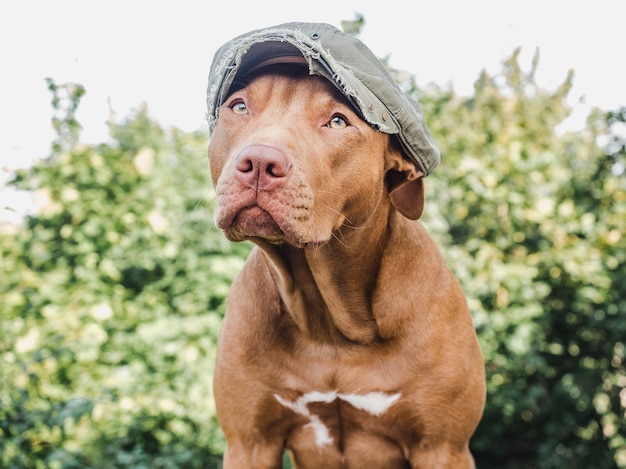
[1,0,625,222]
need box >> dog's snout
[234,144,291,190]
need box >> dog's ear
[385,148,425,220]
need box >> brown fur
[208,68,485,468]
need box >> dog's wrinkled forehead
[206,22,441,176]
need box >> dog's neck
[255,206,403,344]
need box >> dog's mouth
[220,203,330,248]
[212,161,334,247]
[233,205,282,238]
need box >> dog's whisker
[324,205,353,226]
[330,230,347,249]
[190,188,216,213]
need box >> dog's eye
[327,115,348,129]
[230,101,248,115]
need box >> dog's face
[208,66,423,247]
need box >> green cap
[206,22,440,176]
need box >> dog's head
[206,23,439,246]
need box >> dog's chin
[224,206,329,248]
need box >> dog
[206,23,485,468]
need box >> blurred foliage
[415,50,626,468]
[1,81,250,468]
[1,50,625,468]
[340,14,365,37]
[44,78,85,155]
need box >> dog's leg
[408,443,476,469]
[222,439,285,469]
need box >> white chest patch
[274,391,401,447]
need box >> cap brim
[237,42,308,78]
[246,55,308,75]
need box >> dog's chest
[274,390,401,448]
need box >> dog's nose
[234,144,291,190]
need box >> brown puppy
[207,60,485,468]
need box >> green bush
[1,50,624,468]
[416,51,626,468]
[1,80,250,468]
